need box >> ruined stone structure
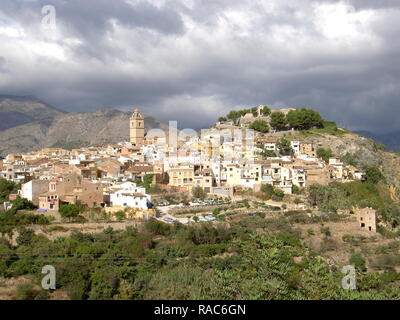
[355,207,377,232]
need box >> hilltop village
[3,104,400,301]
[0,106,376,231]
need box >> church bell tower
[130,108,145,146]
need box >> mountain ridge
[0,95,66,131]
[0,96,168,156]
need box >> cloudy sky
[0,0,399,132]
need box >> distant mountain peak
[0,98,168,156]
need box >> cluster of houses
[0,108,366,216]
[165,134,365,196]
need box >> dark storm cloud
[320,0,400,10]
[0,0,399,133]
[0,0,184,35]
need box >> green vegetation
[308,175,400,228]
[249,119,269,133]
[320,226,331,237]
[16,283,49,300]
[292,185,301,195]
[276,137,293,156]
[219,107,342,137]
[316,147,334,163]
[259,149,277,159]
[341,152,358,167]
[226,109,252,122]
[222,106,271,122]
[8,197,36,214]
[260,184,285,201]
[286,109,324,130]
[16,228,35,246]
[270,112,287,131]
[136,174,155,193]
[114,211,126,221]
[59,204,84,221]
[301,121,346,137]
[0,198,50,236]
[0,178,19,204]
[364,166,385,184]
[262,106,271,116]
[373,142,387,152]
[349,252,367,272]
[306,228,315,236]
[192,186,207,200]
[2,219,400,300]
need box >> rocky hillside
[283,130,400,194]
[0,106,168,156]
[0,95,65,131]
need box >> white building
[20,180,49,206]
[291,141,301,156]
[108,182,151,210]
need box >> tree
[142,174,155,192]
[218,117,227,122]
[364,166,385,184]
[9,197,36,214]
[251,107,258,117]
[316,148,333,163]
[286,109,324,130]
[0,179,20,204]
[349,252,367,272]
[249,120,269,133]
[270,112,287,131]
[260,149,277,159]
[146,220,171,235]
[307,183,351,213]
[227,110,240,121]
[260,184,284,201]
[272,189,285,201]
[89,269,119,300]
[292,185,301,195]
[59,204,81,220]
[192,186,207,200]
[276,137,292,156]
[262,106,271,116]
[16,228,35,246]
[286,110,301,130]
[261,184,274,198]
[341,152,358,167]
